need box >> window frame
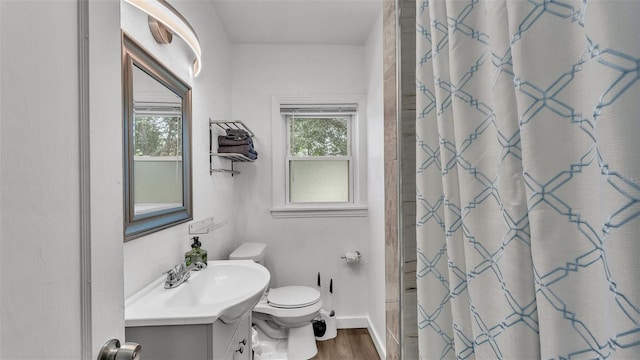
[271,95,368,218]
[285,113,354,205]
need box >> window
[271,96,367,218]
[285,109,354,203]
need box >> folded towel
[218,145,258,160]
[225,128,250,140]
[218,135,253,147]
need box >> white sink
[125,260,270,326]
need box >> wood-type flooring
[311,328,380,360]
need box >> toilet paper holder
[341,250,361,263]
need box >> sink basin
[125,260,270,326]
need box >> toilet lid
[267,286,321,309]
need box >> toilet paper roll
[344,251,361,263]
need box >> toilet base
[253,324,318,360]
[287,324,318,359]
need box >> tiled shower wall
[383,0,400,358]
[384,0,417,358]
[399,0,417,357]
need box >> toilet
[229,242,322,359]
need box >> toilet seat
[253,286,323,320]
[267,286,321,309]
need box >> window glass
[289,160,350,202]
[289,117,349,156]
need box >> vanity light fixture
[148,16,173,44]
[123,0,202,76]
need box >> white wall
[122,2,238,297]
[229,43,383,324]
[364,9,387,356]
[1,2,82,358]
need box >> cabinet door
[232,313,251,360]
[214,312,252,360]
[125,325,210,359]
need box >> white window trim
[271,95,368,218]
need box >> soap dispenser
[185,236,208,266]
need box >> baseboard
[366,317,386,360]
[336,315,368,329]
[336,316,386,359]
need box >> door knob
[98,339,142,360]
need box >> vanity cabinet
[125,311,252,360]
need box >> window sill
[270,206,368,219]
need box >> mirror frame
[122,32,193,241]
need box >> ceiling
[209,0,383,45]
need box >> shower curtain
[415,1,640,359]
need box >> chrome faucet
[164,260,207,289]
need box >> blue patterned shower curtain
[415,1,640,358]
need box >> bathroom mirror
[122,33,192,241]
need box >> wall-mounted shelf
[189,217,228,234]
[209,120,256,175]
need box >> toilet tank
[229,242,266,265]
